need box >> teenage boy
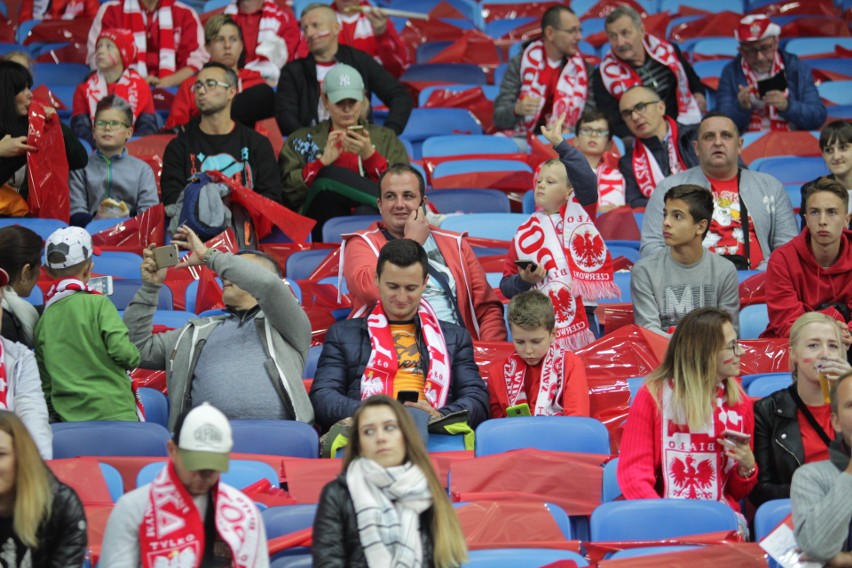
[800,120,852,230]
[573,109,625,213]
[501,112,618,350]
[631,184,739,336]
[487,289,589,419]
[764,177,852,340]
[69,95,159,227]
[35,227,141,422]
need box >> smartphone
[722,429,751,443]
[347,125,364,131]
[757,70,787,97]
[514,260,537,271]
[89,275,114,296]
[506,403,531,417]
[152,245,179,270]
[397,390,419,404]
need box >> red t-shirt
[797,404,834,464]
[707,175,764,268]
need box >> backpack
[168,171,232,240]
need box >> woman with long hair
[0,410,86,564]
[0,226,43,348]
[752,312,851,508]
[313,395,468,568]
[617,308,758,515]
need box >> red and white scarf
[740,52,789,132]
[361,300,450,410]
[139,462,263,568]
[600,34,701,124]
[502,343,566,416]
[631,116,686,198]
[83,68,147,122]
[661,381,745,501]
[513,39,588,135]
[513,199,619,350]
[225,0,289,71]
[596,162,626,209]
[123,0,176,77]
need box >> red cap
[97,28,137,69]
[735,15,781,43]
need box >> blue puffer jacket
[310,313,490,432]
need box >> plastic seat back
[99,462,125,502]
[590,499,739,541]
[52,421,170,458]
[138,388,169,428]
[110,279,172,310]
[230,420,319,457]
[262,504,318,538]
[426,188,511,214]
[440,212,527,242]
[739,303,769,339]
[321,215,382,243]
[303,345,322,379]
[284,249,332,281]
[474,416,611,457]
[0,217,66,240]
[464,548,588,567]
[137,459,279,489]
[94,251,144,279]
[747,374,793,398]
[754,498,792,541]
[741,371,789,390]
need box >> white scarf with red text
[631,116,686,198]
[514,39,588,135]
[123,0,176,77]
[139,461,263,568]
[740,52,789,132]
[83,68,146,122]
[661,381,744,501]
[596,162,626,208]
[600,34,701,124]
[502,343,566,416]
[362,300,450,409]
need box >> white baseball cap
[45,227,100,269]
[175,403,233,472]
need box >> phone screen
[89,275,114,296]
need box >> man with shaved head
[274,2,411,136]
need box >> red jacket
[486,350,590,419]
[19,0,99,21]
[763,228,852,338]
[164,68,266,130]
[333,0,409,78]
[342,222,507,341]
[618,384,757,512]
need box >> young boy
[34,227,141,422]
[488,290,589,418]
[69,95,159,227]
[71,28,157,145]
[631,184,740,336]
[800,120,852,229]
[501,113,619,349]
[574,110,626,214]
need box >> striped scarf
[122,0,176,77]
[83,68,148,122]
[740,52,789,132]
[225,0,290,73]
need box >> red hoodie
[763,228,852,338]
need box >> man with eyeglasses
[617,85,699,209]
[592,4,706,139]
[717,15,826,133]
[161,61,283,208]
[494,5,591,139]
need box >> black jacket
[313,475,435,568]
[309,314,490,432]
[35,479,88,567]
[274,44,413,136]
[751,384,837,508]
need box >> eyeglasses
[190,79,232,92]
[620,100,661,121]
[740,41,776,57]
[578,127,609,138]
[553,26,582,35]
[722,340,745,354]
[94,119,129,130]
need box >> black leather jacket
[36,479,88,567]
[312,475,435,568]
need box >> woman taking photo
[0,410,86,565]
[751,312,852,508]
[618,308,757,515]
[313,395,468,568]
[0,226,43,348]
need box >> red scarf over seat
[631,116,686,198]
[600,34,701,124]
[740,52,789,132]
[139,462,263,568]
[122,0,177,77]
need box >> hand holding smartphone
[397,390,419,404]
[152,245,179,270]
[514,260,537,271]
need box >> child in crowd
[500,113,619,349]
[800,120,852,229]
[69,95,159,227]
[488,290,590,418]
[71,28,157,145]
[573,110,625,214]
[34,227,141,422]
[631,184,739,336]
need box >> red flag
[193,265,225,314]
[90,204,166,254]
[26,103,69,221]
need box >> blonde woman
[752,312,852,508]
[618,308,757,514]
[313,395,468,568]
[0,410,87,565]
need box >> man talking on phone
[311,238,489,433]
[341,163,507,341]
[717,14,825,133]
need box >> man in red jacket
[764,177,852,344]
[341,164,507,342]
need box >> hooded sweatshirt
[763,228,852,338]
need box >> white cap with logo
[176,402,233,472]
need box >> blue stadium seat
[321,215,382,243]
[784,38,852,58]
[52,422,170,458]
[416,40,453,63]
[263,504,318,538]
[0,218,66,240]
[627,377,645,405]
[463,548,589,567]
[660,0,743,13]
[400,63,486,85]
[692,59,730,82]
[818,81,852,106]
[303,344,322,379]
[737,269,761,283]
[33,63,91,86]
[739,303,769,339]
[386,0,481,28]
[183,277,222,314]
[151,309,195,329]
[827,105,852,120]
[137,459,280,489]
[754,498,792,541]
[111,278,172,310]
[99,462,124,502]
[421,135,520,159]
[418,84,501,106]
[230,420,319,457]
[741,371,789,390]
[400,108,483,159]
[602,457,621,502]
[591,499,739,542]
[285,249,332,281]
[607,245,640,263]
[808,58,852,78]
[426,189,511,214]
[747,374,792,398]
[484,17,537,39]
[15,20,39,44]
[610,546,702,559]
[138,387,169,428]
[95,251,143,279]
[689,37,739,60]
[430,159,532,190]
[596,271,632,305]
[751,156,829,184]
[440,212,528,241]
[785,184,801,211]
[493,63,509,87]
[474,416,611,457]
[271,555,312,568]
[24,284,42,306]
[522,189,535,214]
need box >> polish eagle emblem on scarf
[669,455,716,499]
[569,224,607,271]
